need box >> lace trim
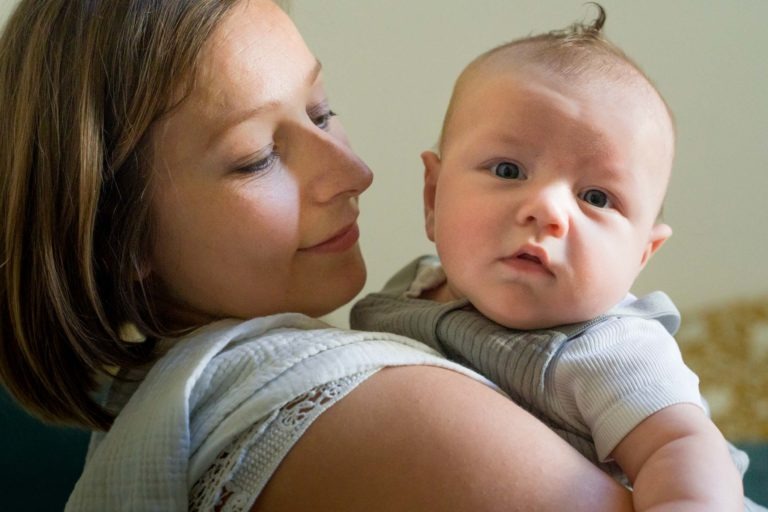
[189,371,372,512]
[188,414,275,512]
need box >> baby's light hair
[439,3,675,153]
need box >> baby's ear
[421,151,441,242]
[640,223,672,267]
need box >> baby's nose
[517,185,570,238]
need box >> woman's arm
[253,366,633,512]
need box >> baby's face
[423,67,673,328]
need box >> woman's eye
[492,161,525,180]
[236,151,279,175]
[310,109,337,131]
[581,189,611,208]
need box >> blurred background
[293,3,767,502]
[288,1,768,328]
[1,0,766,509]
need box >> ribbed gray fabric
[351,258,619,474]
[351,256,756,495]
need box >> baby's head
[422,6,675,329]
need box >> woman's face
[147,0,372,325]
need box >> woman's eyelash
[236,150,279,175]
[232,105,335,175]
[308,105,337,130]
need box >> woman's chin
[305,261,367,318]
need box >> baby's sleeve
[553,316,705,461]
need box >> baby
[352,7,764,512]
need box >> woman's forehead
[158,0,316,147]
[196,1,310,101]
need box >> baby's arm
[611,402,743,511]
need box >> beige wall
[3,1,767,328]
[291,1,768,326]
[0,1,15,25]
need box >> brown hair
[440,3,674,151]
[0,0,240,430]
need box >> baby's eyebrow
[494,132,527,148]
[584,162,638,190]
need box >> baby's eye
[581,189,612,208]
[492,161,526,180]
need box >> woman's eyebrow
[206,59,323,150]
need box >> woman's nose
[298,124,373,204]
[515,184,570,238]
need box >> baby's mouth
[516,253,542,265]
[502,245,555,277]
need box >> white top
[65,313,489,511]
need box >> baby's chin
[485,313,564,331]
[476,302,602,331]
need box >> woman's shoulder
[252,364,633,512]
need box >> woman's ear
[640,223,672,267]
[421,151,442,242]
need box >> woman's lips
[300,223,360,253]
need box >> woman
[0,0,633,509]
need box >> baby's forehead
[445,61,675,191]
[470,38,642,84]
[447,54,674,149]
[465,51,649,103]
